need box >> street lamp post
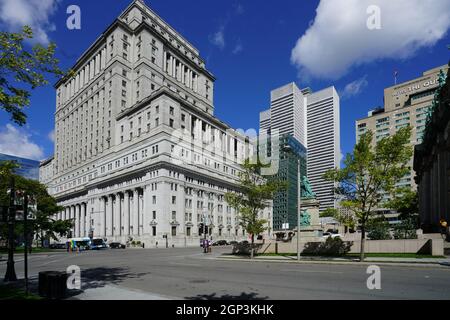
[23,192,29,294]
[4,176,17,282]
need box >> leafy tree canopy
[0,26,67,125]
[323,126,413,260]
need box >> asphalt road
[1,247,449,300]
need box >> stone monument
[298,176,322,238]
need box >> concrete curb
[216,256,450,269]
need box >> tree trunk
[360,225,366,262]
[250,234,255,259]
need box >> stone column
[74,204,80,237]
[168,55,173,76]
[98,197,105,237]
[113,194,120,237]
[172,58,177,78]
[124,191,130,236]
[105,195,112,237]
[163,51,167,73]
[133,189,139,235]
[143,187,150,235]
[81,203,86,237]
[139,190,144,236]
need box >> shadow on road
[185,292,268,300]
[1,266,151,299]
[79,267,150,290]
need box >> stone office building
[41,0,272,247]
[414,65,450,232]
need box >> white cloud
[209,26,226,50]
[0,0,61,44]
[0,124,44,160]
[291,0,450,80]
[232,40,243,55]
[234,4,245,15]
[48,129,55,143]
[341,75,368,99]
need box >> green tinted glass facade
[259,134,307,231]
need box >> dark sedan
[109,242,126,249]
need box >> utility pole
[4,176,17,282]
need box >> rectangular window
[172,211,176,220]
[186,227,191,237]
[171,226,177,236]
[152,226,156,236]
[152,211,156,220]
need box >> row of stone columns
[56,203,88,238]
[164,52,198,92]
[56,188,144,239]
[100,188,143,239]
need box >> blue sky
[0,0,449,162]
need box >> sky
[0,0,449,163]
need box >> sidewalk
[67,284,179,300]
[217,254,450,267]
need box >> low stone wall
[256,238,444,256]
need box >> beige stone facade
[356,65,449,197]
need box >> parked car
[212,240,229,246]
[322,232,342,239]
[229,241,238,246]
[109,242,126,249]
[239,240,249,245]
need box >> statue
[438,69,447,88]
[301,176,316,199]
[300,210,311,227]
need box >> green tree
[0,161,72,248]
[225,159,284,258]
[366,217,391,240]
[393,216,418,240]
[385,187,418,219]
[324,127,413,261]
[319,208,338,218]
[0,26,66,125]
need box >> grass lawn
[0,286,42,300]
[258,252,445,259]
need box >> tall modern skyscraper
[304,86,341,212]
[41,0,272,246]
[260,83,340,213]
